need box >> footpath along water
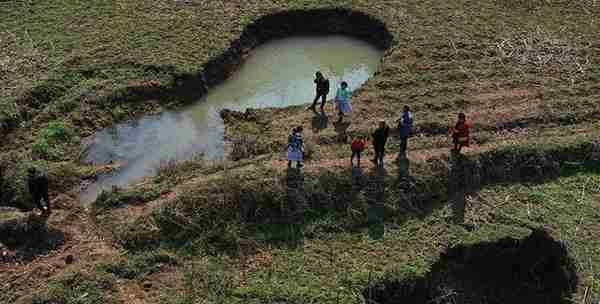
[81,35,383,203]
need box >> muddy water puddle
[81,35,383,203]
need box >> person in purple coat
[397,105,413,157]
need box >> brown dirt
[116,266,184,304]
[0,193,119,301]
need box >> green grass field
[1,1,600,303]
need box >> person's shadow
[1,227,65,264]
[365,165,387,240]
[285,167,306,214]
[397,155,410,178]
[351,166,364,180]
[254,168,306,249]
[333,120,351,143]
[451,190,466,224]
[285,167,304,188]
[311,111,329,133]
[367,203,385,240]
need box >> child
[350,135,367,167]
[334,81,352,123]
[450,113,470,153]
[287,126,304,168]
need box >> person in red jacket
[350,135,367,167]
[451,113,470,153]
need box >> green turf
[2,1,600,303]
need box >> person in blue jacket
[334,81,352,123]
[396,105,413,157]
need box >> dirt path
[88,117,600,229]
[0,193,119,302]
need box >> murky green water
[81,35,383,203]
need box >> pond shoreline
[75,8,393,202]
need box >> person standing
[397,105,413,157]
[0,163,4,201]
[371,120,390,166]
[309,71,330,112]
[350,135,367,167]
[287,126,305,168]
[450,113,470,153]
[334,81,352,123]
[27,167,51,216]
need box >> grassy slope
[82,158,600,304]
[240,170,600,303]
[1,0,600,303]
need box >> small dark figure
[0,163,4,200]
[309,71,330,112]
[334,81,352,123]
[65,254,75,265]
[371,120,390,166]
[1,248,11,264]
[350,135,367,167]
[287,126,304,169]
[450,113,470,153]
[27,167,51,216]
[396,105,413,157]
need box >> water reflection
[81,35,383,203]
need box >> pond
[80,35,383,203]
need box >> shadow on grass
[1,227,65,263]
[363,229,579,304]
[118,141,600,257]
[311,111,329,133]
[367,203,385,240]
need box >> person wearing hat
[27,167,51,215]
[371,120,390,166]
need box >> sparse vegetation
[40,121,73,143]
[31,270,121,304]
[92,185,161,214]
[97,250,178,280]
[113,215,161,251]
[154,154,208,185]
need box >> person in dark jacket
[0,163,4,200]
[371,120,390,166]
[396,105,413,157]
[27,167,51,215]
[309,71,330,112]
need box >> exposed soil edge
[173,8,393,107]
[363,229,579,304]
[100,139,600,248]
[449,140,600,192]
[4,8,393,137]
[220,104,600,143]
